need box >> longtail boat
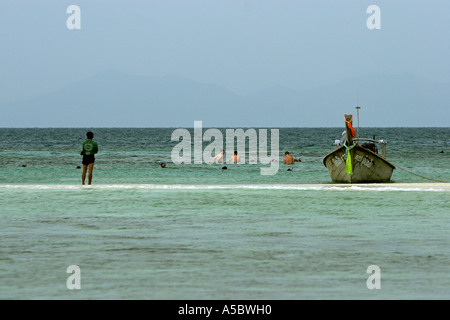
[323,114,396,183]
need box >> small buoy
[160,162,166,168]
[222,166,227,170]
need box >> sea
[0,127,449,300]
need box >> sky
[0,0,449,123]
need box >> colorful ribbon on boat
[345,116,356,138]
[344,140,355,175]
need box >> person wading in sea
[283,151,294,165]
[80,131,99,185]
[229,150,240,163]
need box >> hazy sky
[0,0,449,104]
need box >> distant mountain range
[1,70,448,127]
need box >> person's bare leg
[82,165,87,185]
[88,163,94,185]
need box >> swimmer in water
[212,150,225,164]
[283,151,294,165]
[229,151,240,163]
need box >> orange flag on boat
[345,116,356,138]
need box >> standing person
[80,131,98,185]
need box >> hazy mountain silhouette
[1,69,448,127]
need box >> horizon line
[1,126,449,129]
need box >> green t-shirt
[82,139,98,156]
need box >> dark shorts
[82,155,95,166]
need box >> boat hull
[323,145,396,183]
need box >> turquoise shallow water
[0,127,449,185]
[0,128,449,299]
